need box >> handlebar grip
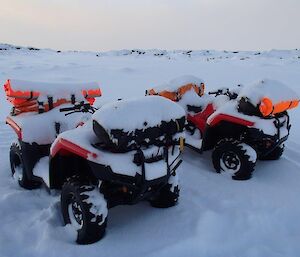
[59,107,75,112]
[208,91,220,95]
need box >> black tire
[150,172,180,208]
[212,138,257,180]
[259,144,284,160]
[10,142,41,189]
[61,177,108,244]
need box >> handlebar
[59,101,97,116]
[208,89,223,96]
[208,88,238,100]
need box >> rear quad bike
[147,77,299,180]
[5,81,185,244]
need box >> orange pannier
[82,88,102,104]
[4,80,40,106]
[4,79,102,115]
[147,83,205,102]
[259,97,300,117]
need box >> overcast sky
[1,0,299,51]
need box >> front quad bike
[51,96,185,244]
[147,77,299,180]
[5,81,185,244]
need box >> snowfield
[1,45,300,257]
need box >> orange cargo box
[3,79,102,115]
[147,83,205,102]
[259,97,299,117]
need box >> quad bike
[147,76,299,180]
[4,79,185,244]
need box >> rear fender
[6,117,22,140]
[201,114,254,151]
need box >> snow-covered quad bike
[4,79,102,189]
[5,80,185,244]
[147,76,299,180]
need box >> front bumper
[87,146,182,205]
[247,112,290,157]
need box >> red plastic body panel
[208,113,255,127]
[187,103,215,134]
[6,117,22,140]
[51,138,97,159]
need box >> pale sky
[1,0,299,51]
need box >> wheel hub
[68,197,83,229]
[221,151,241,172]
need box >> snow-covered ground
[0,44,300,257]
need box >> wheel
[150,172,180,208]
[10,142,41,189]
[259,144,284,160]
[212,138,257,180]
[61,177,108,244]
